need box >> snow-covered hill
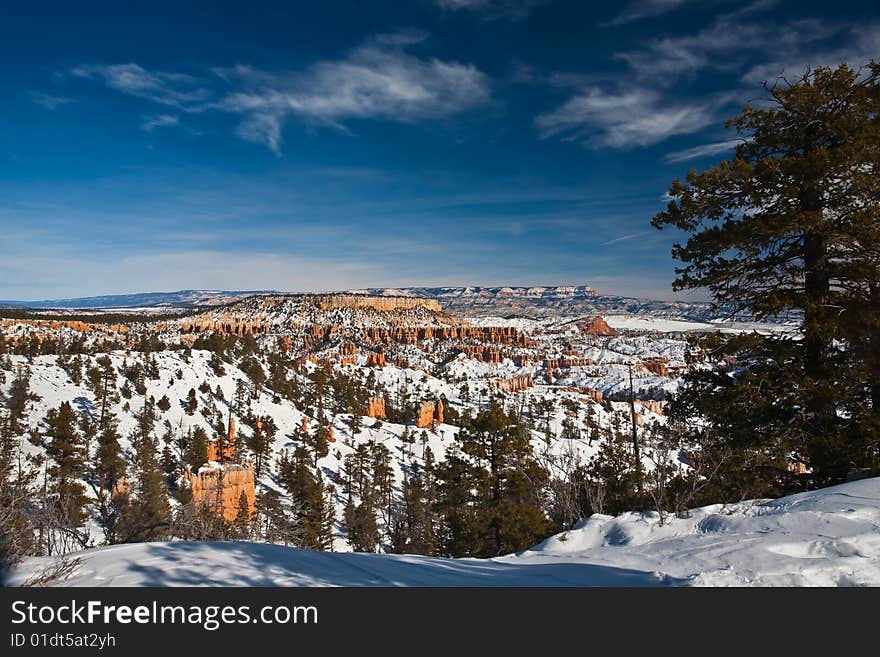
[1,348,649,553]
[9,477,879,587]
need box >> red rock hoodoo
[416,400,444,429]
[366,397,387,419]
[185,465,255,521]
[491,374,534,393]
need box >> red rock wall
[186,466,255,521]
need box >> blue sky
[1,0,877,301]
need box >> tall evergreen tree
[653,62,880,484]
[435,404,550,557]
[43,401,89,531]
[120,401,171,542]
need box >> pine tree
[6,367,39,435]
[277,446,325,549]
[92,414,127,543]
[436,403,550,557]
[246,415,277,478]
[184,426,209,469]
[653,62,880,485]
[184,388,198,415]
[43,401,89,531]
[315,473,336,551]
[85,356,119,428]
[433,445,480,557]
[344,496,379,553]
[232,490,252,540]
[120,401,171,542]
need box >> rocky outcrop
[416,400,444,429]
[581,389,603,403]
[579,316,617,336]
[314,295,442,313]
[366,397,387,419]
[636,400,665,415]
[185,465,255,521]
[366,352,387,367]
[359,325,532,347]
[491,374,534,393]
[328,425,335,443]
[180,315,269,336]
[1,318,128,337]
[457,345,503,364]
[642,357,669,377]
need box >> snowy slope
[9,477,879,587]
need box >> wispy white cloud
[535,87,716,148]
[71,63,210,107]
[140,114,179,132]
[615,5,845,81]
[599,231,651,246]
[605,0,694,26]
[30,92,75,110]
[71,33,491,154]
[744,22,880,83]
[664,138,741,162]
[434,0,548,21]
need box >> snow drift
[8,477,879,587]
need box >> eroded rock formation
[578,316,617,337]
[366,397,387,419]
[416,400,444,429]
[636,400,665,415]
[491,374,534,393]
[315,295,442,313]
[185,465,255,521]
[179,313,270,336]
[642,357,670,377]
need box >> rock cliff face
[491,374,534,393]
[579,316,617,336]
[314,295,442,313]
[457,345,503,364]
[185,465,255,521]
[366,397,387,419]
[359,325,530,347]
[179,315,270,336]
[636,400,665,415]
[416,400,444,429]
[366,352,387,367]
[1,318,128,342]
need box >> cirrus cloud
[535,87,717,148]
[71,33,492,154]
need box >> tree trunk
[801,183,837,476]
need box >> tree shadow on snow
[117,542,684,587]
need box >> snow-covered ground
[9,477,879,587]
